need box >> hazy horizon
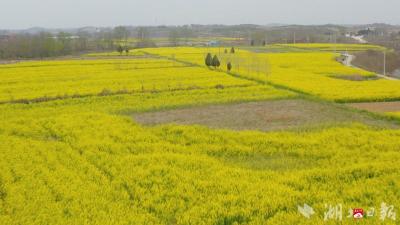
[1,0,400,29]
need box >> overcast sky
[1,0,400,29]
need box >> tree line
[0,26,156,59]
[0,31,114,59]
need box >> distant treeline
[0,32,117,59]
[0,26,159,59]
[2,24,385,59]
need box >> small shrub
[215,84,225,89]
[227,62,232,72]
[117,45,124,55]
[99,88,112,96]
[0,179,6,201]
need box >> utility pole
[293,32,296,44]
[383,51,386,76]
[248,31,251,46]
[334,34,337,54]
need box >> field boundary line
[0,84,256,105]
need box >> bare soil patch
[349,101,400,113]
[133,99,396,131]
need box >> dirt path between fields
[133,99,398,131]
[348,101,400,113]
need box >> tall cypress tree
[205,53,213,67]
[212,55,220,68]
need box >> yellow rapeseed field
[274,43,386,52]
[0,87,399,224]
[1,44,399,224]
[143,46,400,102]
[84,51,146,57]
[0,92,399,224]
[0,58,254,102]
